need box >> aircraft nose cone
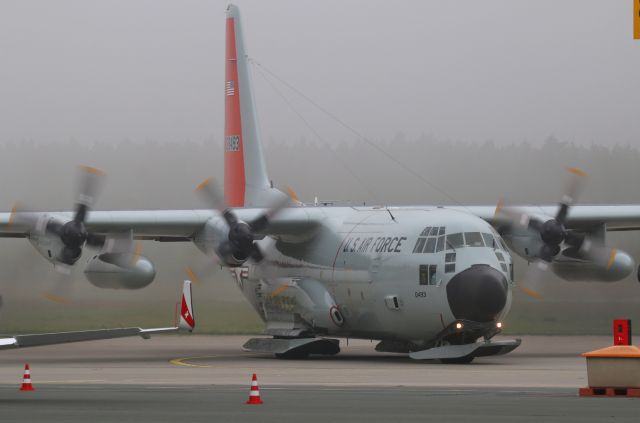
[446,264,508,322]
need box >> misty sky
[0,0,638,147]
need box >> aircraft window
[509,263,514,281]
[499,238,509,251]
[445,263,455,273]
[500,262,508,272]
[495,251,504,261]
[464,232,484,247]
[420,227,432,236]
[419,264,437,285]
[413,238,426,253]
[447,233,464,249]
[482,233,496,249]
[435,236,444,252]
[423,238,436,254]
[438,226,445,236]
[445,252,456,263]
[419,265,428,285]
[429,227,439,236]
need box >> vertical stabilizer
[225,4,280,207]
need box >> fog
[1,0,639,147]
[0,1,639,333]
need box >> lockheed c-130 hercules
[1,4,639,363]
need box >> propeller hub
[60,221,87,249]
[540,219,564,246]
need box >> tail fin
[225,4,281,208]
[178,280,195,332]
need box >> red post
[613,319,632,346]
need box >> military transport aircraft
[1,4,639,363]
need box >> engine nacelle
[503,231,545,261]
[193,216,241,264]
[28,215,79,265]
[84,253,156,289]
[551,248,635,282]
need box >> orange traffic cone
[245,373,263,404]
[19,364,34,391]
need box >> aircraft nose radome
[446,264,508,322]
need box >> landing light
[496,322,503,329]
[455,322,464,330]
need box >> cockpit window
[412,237,426,253]
[424,237,436,253]
[499,237,509,251]
[482,233,497,249]
[464,232,484,247]
[413,226,446,254]
[446,233,464,249]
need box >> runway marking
[169,355,222,368]
[169,353,265,368]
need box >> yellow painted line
[169,354,264,368]
[169,355,220,368]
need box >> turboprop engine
[84,252,156,289]
[194,178,290,267]
[496,167,634,297]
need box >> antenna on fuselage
[386,207,397,223]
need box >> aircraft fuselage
[233,206,513,346]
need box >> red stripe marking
[224,17,245,207]
[181,296,195,328]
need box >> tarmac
[0,335,636,422]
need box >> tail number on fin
[225,135,240,152]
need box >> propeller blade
[520,260,550,299]
[75,165,106,223]
[576,236,618,270]
[250,244,265,262]
[99,231,141,269]
[555,167,586,224]
[195,178,226,214]
[248,192,290,232]
[42,267,75,304]
[185,252,222,284]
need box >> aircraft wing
[0,208,323,241]
[456,205,640,231]
[0,280,195,351]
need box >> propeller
[46,166,106,265]
[496,167,618,298]
[9,166,106,302]
[195,178,290,267]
